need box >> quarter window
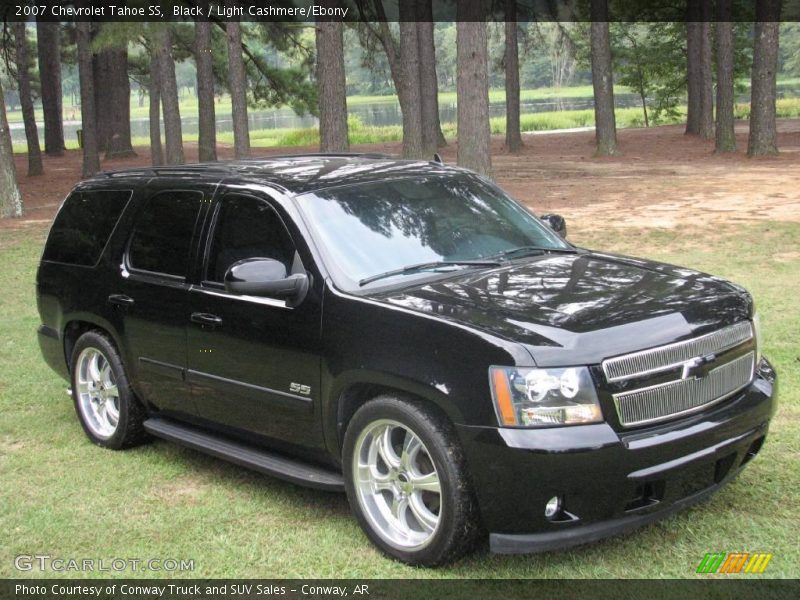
[43,190,131,266]
[206,194,295,283]
[128,191,203,277]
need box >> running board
[143,418,344,492]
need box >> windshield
[296,174,570,289]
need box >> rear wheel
[343,395,479,566]
[70,331,149,449]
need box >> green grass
[0,220,797,578]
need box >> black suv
[37,154,777,566]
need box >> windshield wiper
[489,245,578,260]
[358,260,501,287]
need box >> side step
[143,418,344,492]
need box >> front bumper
[456,359,777,554]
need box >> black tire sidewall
[342,396,477,566]
[70,331,143,450]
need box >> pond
[9,85,800,147]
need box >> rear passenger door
[111,183,209,418]
[186,191,324,449]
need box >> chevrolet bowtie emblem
[681,353,717,379]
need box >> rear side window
[128,191,203,277]
[42,190,132,266]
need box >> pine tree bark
[94,46,135,158]
[417,0,446,149]
[715,1,736,154]
[149,50,164,166]
[158,27,185,165]
[590,1,619,157]
[748,0,781,157]
[0,78,23,218]
[399,1,424,159]
[456,2,492,176]
[75,20,100,177]
[36,20,65,156]
[226,15,250,159]
[13,22,43,176]
[504,0,522,153]
[195,19,217,162]
[316,18,349,152]
[686,1,713,139]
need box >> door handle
[190,312,223,327]
[108,294,135,307]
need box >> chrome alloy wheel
[75,347,120,439]
[352,419,442,550]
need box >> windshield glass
[296,174,570,289]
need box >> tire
[69,330,149,449]
[342,395,480,566]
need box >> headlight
[489,366,603,427]
[753,311,763,364]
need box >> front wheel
[343,396,480,566]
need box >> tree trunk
[195,19,217,162]
[456,3,492,176]
[226,16,250,159]
[686,1,714,139]
[0,78,23,218]
[715,1,736,153]
[94,46,135,158]
[504,0,522,153]
[149,51,164,166]
[398,1,424,159]
[748,0,781,156]
[158,27,185,165]
[76,20,100,177]
[36,20,65,156]
[417,0,446,149]
[13,22,43,176]
[316,18,349,152]
[590,2,619,157]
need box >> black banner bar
[3,579,800,600]
[1,0,799,23]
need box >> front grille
[602,321,753,382]
[613,351,755,427]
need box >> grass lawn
[0,220,797,578]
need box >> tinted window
[43,190,131,266]
[207,195,295,283]
[128,191,202,277]
[296,175,569,288]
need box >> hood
[366,252,752,366]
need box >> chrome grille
[613,351,755,427]
[602,321,753,382]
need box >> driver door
[186,191,323,449]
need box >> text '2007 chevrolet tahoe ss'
[36,154,777,566]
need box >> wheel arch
[329,371,463,460]
[62,315,124,371]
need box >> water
[9,85,800,146]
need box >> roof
[95,153,463,195]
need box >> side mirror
[540,214,567,238]
[224,258,309,302]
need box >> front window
[206,194,295,284]
[296,174,569,289]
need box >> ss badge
[289,382,311,396]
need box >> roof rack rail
[241,152,394,161]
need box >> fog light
[545,496,562,519]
